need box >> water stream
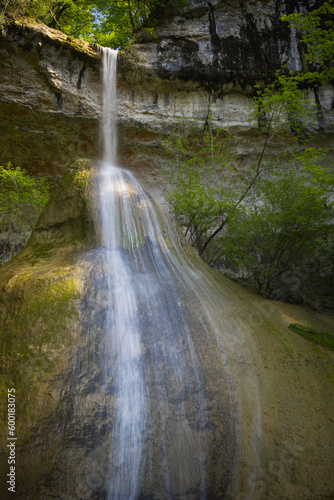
[98,47,236,499]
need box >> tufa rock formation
[0,1,333,196]
[0,160,237,498]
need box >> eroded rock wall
[115,0,334,197]
[0,20,101,178]
[1,1,334,190]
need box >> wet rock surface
[0,162,237,498]
[0,161,333,499]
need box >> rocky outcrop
[115,0,334,193]
[0,20,101,178]
[121,0,303,87]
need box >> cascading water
[98,47,237,499]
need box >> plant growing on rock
[165,115,334,305]
[216,169,334,301]
[0,0,188,48]
[164,2,334,306]
[0,162,49,263]
[281,0,334,85]
[164,123,237,249]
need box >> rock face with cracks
[116,0,334,198]
[0,1,334,195]
[0,20,101,178]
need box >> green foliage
[218,169,333,299]
[252,70,314,139]
[0,0,55,21]
[165,117,334,303]
[164,124,237,248]
[167,167,224,246]
[288,323,334,351]
[0,162,50,262]
[47,0,132,48]
[281,0,334,84]
[1,0,188,48]
[295,147,334,193]
[164,2,334,307]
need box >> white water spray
[99,47,239,499]
[100,48,146,499]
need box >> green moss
[288,323,334,351]
[18,277,79,337]
[0,266,82,429]
[262,318,295,360]
[0,160,97,437]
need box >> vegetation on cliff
[0,163,49,265]
[0,1,333,309]
[165,1,334,308]
[281,0,334,85]
[0,0,186,48]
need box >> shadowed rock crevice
[77,62,87,89]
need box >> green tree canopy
[0,0,184,48]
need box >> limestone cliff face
[1,1,333,188]
[121,0,304,86]
[0,20,101,178]
[116,0,334,193]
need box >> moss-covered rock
[0,160,99,497]
[0,161,334,499]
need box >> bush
[217,170,334,300]
[0,163,49,263]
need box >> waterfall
[99,47,236,499]
[100,48,145,499]
[102,48,118,165]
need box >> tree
[164,124,237,249]
[164,1,334,306]
[0,163,49,263]
[217,170,333,301]
[0,0,56,23]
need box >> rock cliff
[0,19,101,178]
[1,7,334,497]
[0,1,333,190]
[116,0,334,196]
